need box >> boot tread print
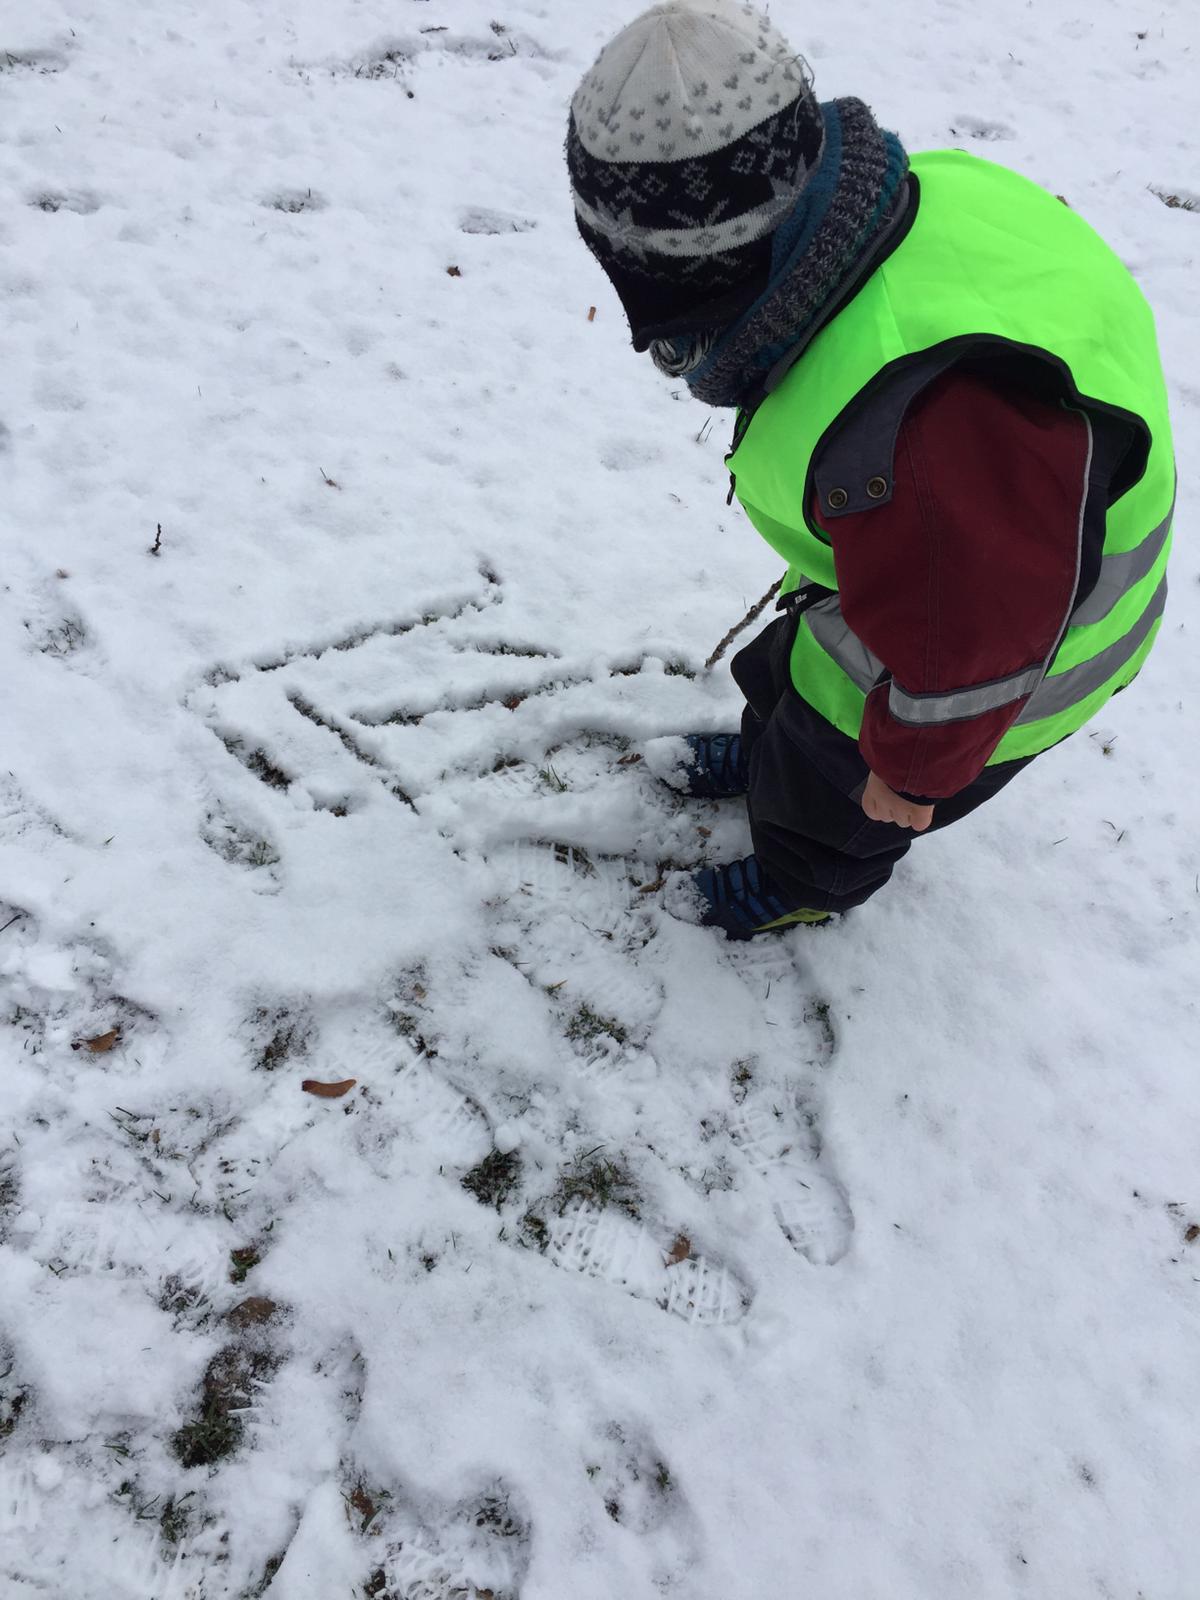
[690,854,831,940]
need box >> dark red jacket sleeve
[813,368,1092,800]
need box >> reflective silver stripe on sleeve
[799,517,1166,731]
[887,665,1046,727]
[804,595,884,692]
[1068,496,1175,627]
[1016,573,1167,723]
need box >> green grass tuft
[462,1148,522,1211]
[551,1149,641,1220]
[565,1004,628,1048]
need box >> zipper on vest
[726,407,754,505]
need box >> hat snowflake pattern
[566,1,824,343]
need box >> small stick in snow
[587,305,596,322]
[148,523,163,556]
[704,577,783,670]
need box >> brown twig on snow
[703,577,782,671]
[149,523,163,556]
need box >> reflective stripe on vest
[727,150,1175,764]
[807,571,1168,729]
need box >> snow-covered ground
[1,1,1197,1595]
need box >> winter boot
[673,733,749,799]
[669,854,831,940]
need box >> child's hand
[862,771,935,832]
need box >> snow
[0,0,1197,1596]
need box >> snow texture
[0,0,1198,1596]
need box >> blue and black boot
[675,733,750,799]
[677,854,831,940]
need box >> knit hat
[567,1,824,348]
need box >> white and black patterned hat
[567,0,823,347]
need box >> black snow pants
[731,607,1035,915]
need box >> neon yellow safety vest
[726,150,1174,762]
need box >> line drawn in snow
[187,573,503,810]
[214,577,505,683]
[350,669,588,727]
[184,581,849,1312]
[186,567,699,821]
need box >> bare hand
[862,771,935,832]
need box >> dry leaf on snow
[74,1028,121,1054]
[301,1077,357,1099]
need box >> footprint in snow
[0,46,68,75]
[600,437,664,471]
[486,839,655,951]
[538,1196,750,1326]
[459,206,537,235]
[344,1472,532,1600]
[29,189,100,214]
[0,774,70,842]
[583,1421,702,1582]
[263,187,327,214]
[951,114,1016,141]
[722,944,855,1265]
[199,802,282,889]
[329,27,554,84]
[1149,185,1199,213]
[729,1093,854,1266]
